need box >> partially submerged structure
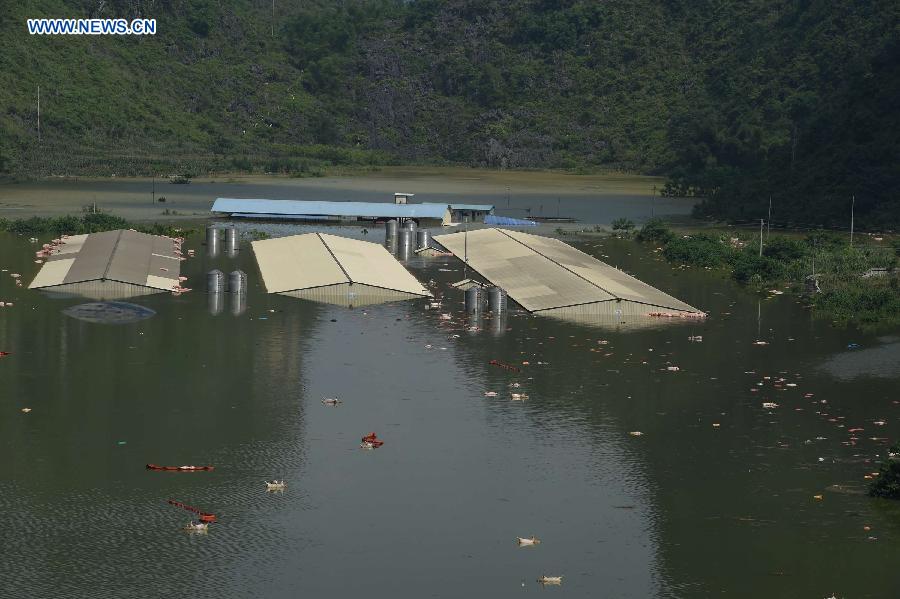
[212,198,452,226]
[251,233,432,307]
[433,228,703,321]
[28,230,182,300]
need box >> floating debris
[265,480,286,491]
[629,431,644,437]
[537,575,563,585]
[322,398,342,406]
[147,464,214,472]
[183,521,209,533]
[517,536,540,546]
[361,432,384,448]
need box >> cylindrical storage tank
[224,227,238,253]
[465,286,484,313]
[398,229,413,260]
[207,269,224,293]
[206,225,220,256]
[228,270,247,294]
[487,286,507,313]
[404,219,417,232]
[416,229,430,250]
[208,291,224,316]
[385,219,399,238]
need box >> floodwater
[0,168,689,225]
[1,226,899,599]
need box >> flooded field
[0,167,688,225]
[1,225,899,598]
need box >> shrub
[611,217,635,231]
[763,237,807,261]
[636,218,674,243]
[663,234,730,267]
[869,443,900,499]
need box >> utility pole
[506,185,510,208]
[767,197,772,240]
[151,175,156,204]
[271,0,275,38]
[850,195,855,247]
[651,185,656,218]
[37,85,41,144]
[759,219,764,257]
[557,197,560,218]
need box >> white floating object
[265,480,286,490]
[537,575,562,585]
[517,536,540,546]
[321,398,341,406]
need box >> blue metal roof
[449,203,494,212]
[212,198,449,219]
[484,215,538,227]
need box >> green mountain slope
[1,0,897,226]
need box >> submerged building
[433,228,703,321]
[28,230,182,300]
[251,233,432,307]
[212,198,452,226]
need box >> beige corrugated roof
[434,228,700,313]
[29,230,181,291]
[251,233,432,297]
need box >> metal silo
[206,225,220,256]
[487,286,507,313]
[227,270,247,294]
[465,286,484,313]
[207,269,224,293]
[416,229,430,250]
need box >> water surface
[1,228,898,598]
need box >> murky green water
[1,227,899,598]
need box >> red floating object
[361,432,385,447]
[167,499,217,523]
[147,464,214,471]
[489,359,521,372]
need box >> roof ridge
[317,233,353,285]
[101,229,125,281]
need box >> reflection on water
[62,301,156,324]
[1,230,899,598]
[818,336,900,380]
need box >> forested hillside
[1,0,897,226]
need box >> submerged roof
[212,198,449,219]
[484,215,537,227]
[29,230,181,292]
[433,228,700,314]
[449,203,494,212]
[251,233,432,297]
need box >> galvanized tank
[207,269,224,293]
[487,286,507,313]
[227,270,247,293]
[398,229,413,260]
[206,225,220,256]
[385,219,399,239]
[404,219,417,232]
[224,227,238,253]
[465,286,484,313]
[416,229,430,250]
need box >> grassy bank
[635,219,900,328]
[0,213,191,238]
